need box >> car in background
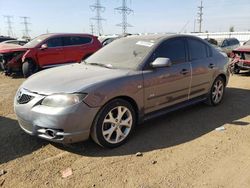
[243,40,250,46]
[0,40,27,46]
[99,35,119,46]
[0,36,16,43]
[231,40,250,74]
[205,38,240,56]
[14,34,229,148]
[216,38,240,56]
[0,33,102,77]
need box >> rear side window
[63,36,92,46]
[156,39,186,64]
[188,39,208,60]
[230,39,239,45]
[47,37,63,47]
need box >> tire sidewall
[92,99,136,148]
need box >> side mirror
[40,44,48,50]
[151,57,172,68]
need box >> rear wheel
[22,60,37,78]
[206,76,225,106]
[91,99,136,148]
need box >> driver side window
[156,39,186,64]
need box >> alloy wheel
[212,79,224,104]
[102,106,133,144]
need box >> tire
[233,65,240,74]
[22,60,37,78]
[91,99,136,148]
[206,76,225,106]
[0,61,4,71]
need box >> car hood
[22,63,131,95]
[233,45,250,53]
[0,46,28,54]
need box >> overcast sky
[0,0,250,38]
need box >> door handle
[180,69,189,75]
[208,63,215,69]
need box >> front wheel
[22,60,38,78]
[91,99,136,148]
[206,76,225,106]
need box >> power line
[90,0,105,36]
[3,15,14,37]
[20,16,31,39]
[197,1,204,33]
[115,0,133,34]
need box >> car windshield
[23,34,50,48]
[84,37,156,70]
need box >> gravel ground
[0,72,250,188]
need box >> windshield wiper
[88,62,113,69]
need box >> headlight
[41,93,87,107]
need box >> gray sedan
[14,34,229,148]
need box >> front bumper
[14,89,99,143]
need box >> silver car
[14,34,229,148]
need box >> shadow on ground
[1,87,249,163]
[58,87,250,157]
[0,117,47,164]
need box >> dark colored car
[14,34,229,148]
[0,33,102,77]
[231,40,250,74]
[0,36,15,43]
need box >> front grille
[17,94,34,104]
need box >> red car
[231,40,250,74]
[0,33,102,77]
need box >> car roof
[37,33,95,38]
[126,34,203,43]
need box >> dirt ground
[0,72,250,188]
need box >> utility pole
[197,1,203,33]
[3,15,14,37]
[89,22,95,35]
[90,0,105,36]
[20,16,31,40]
[115,0,133,34]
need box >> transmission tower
[3,15,14,37]
[89,22,95,35]
[197,1,204,33]
[90,0,105,36]
[20,16,31,39]
[115,0,133,34]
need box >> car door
[62,36,92,63]
[37,37,64,67]
[143,38,192,114]
[187,38,216,99]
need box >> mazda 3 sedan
[14,34,229,148]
